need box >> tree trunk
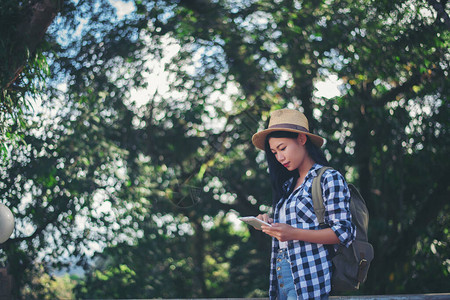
[191,216,208,297]
[354,97,372,203]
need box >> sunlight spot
[109,0,135,18]
[314,74,342,99]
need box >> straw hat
[252,109,325,150]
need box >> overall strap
[312,166,333,227]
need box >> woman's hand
[256,215,340,244]
[261,223,297,242]
[255,214,273,231]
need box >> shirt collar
[304,163,323,182]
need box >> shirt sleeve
[321,169,356,247]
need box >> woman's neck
[293,157,315,191]
[297,157,315,180]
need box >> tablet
[239,216,272,230]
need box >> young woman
[252,109,355,300]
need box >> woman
[252,109,355,299]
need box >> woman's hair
[264,131,329,208]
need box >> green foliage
[0,0,448,298]
[74,215,270,299]
[0,0,54,159]
[22,269,79,300]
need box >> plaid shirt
[269,164,355,299]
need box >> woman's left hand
[261,223,297,242]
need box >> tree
[318,0,449,293]
[0,0,448,298]
[0,0,62,155]
[0,0,152,297]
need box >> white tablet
[239,216,272,230]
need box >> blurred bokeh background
[0,0,448,298]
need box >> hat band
[269,123,309,133]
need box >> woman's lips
[283,163,289,168]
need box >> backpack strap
[312,166,333,227]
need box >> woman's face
[268,134,308,172]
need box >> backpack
[312,166,374,292]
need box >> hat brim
[252,128,325,150]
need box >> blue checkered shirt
[269,164,355,299]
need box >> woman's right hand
[256,214,273,229]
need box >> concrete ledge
[159,295,450,300]
[330,294,450,299]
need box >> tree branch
[374,71,424,106]
[5,0,62,89]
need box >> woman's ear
[297,133,307,145]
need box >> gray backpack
[312,166,374,291]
